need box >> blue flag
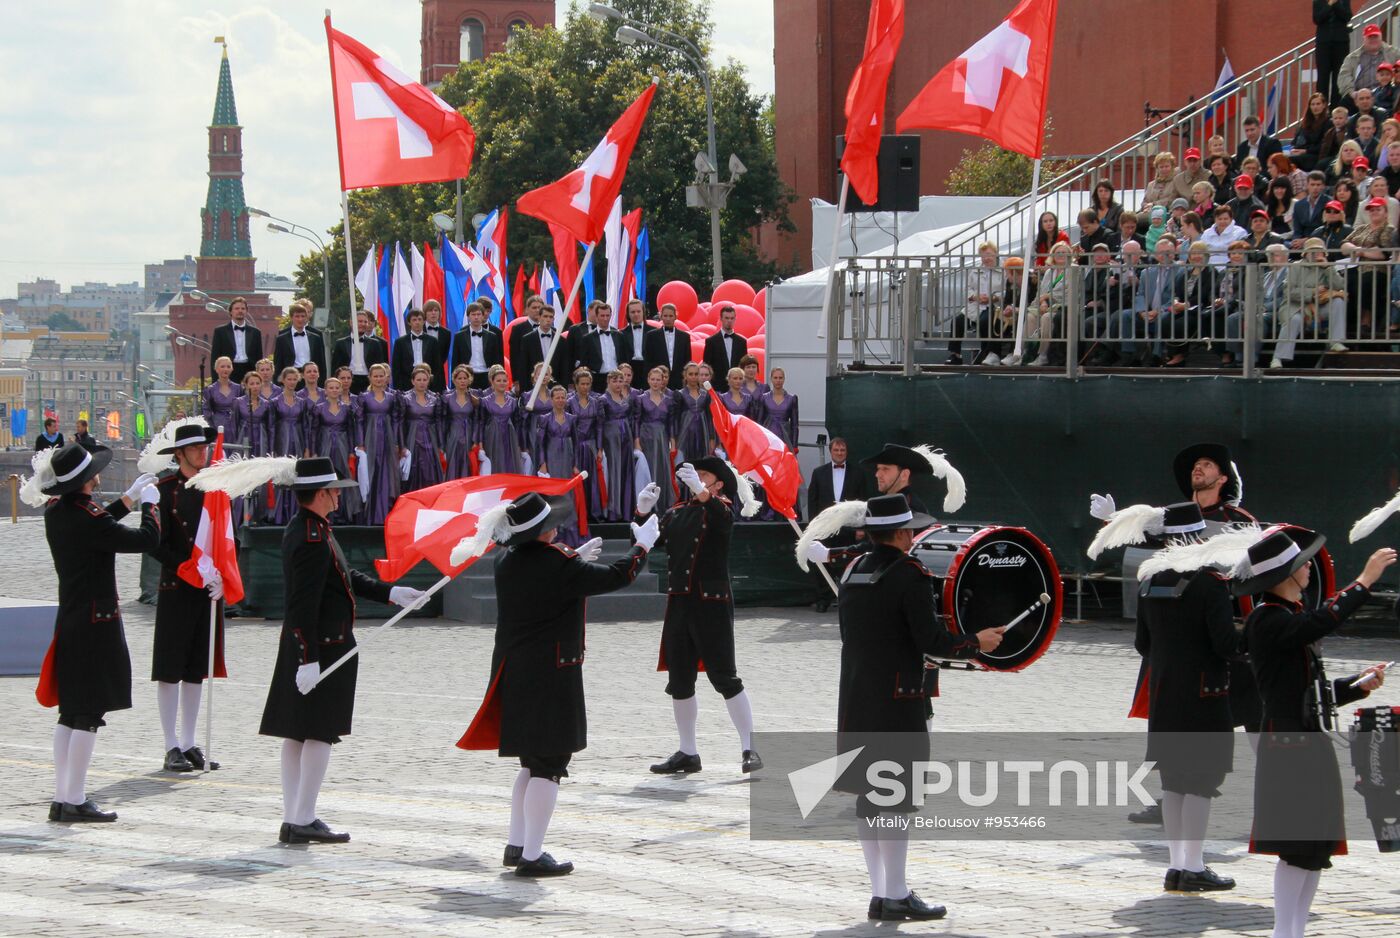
[580,241,595,307]
[11,407,27,441]
[632,225,650,307]
[440,235,470,336]
[376,244,396,342]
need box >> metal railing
[928,1,1400,258]
[825,251,1400,379]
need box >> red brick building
[772,0,1316,269]
[420,1,557,85]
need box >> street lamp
[251,206,333,330]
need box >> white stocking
[178,681,203,751]
[52,725,72,803]
[1273,860,1309,938]
[877,819,910,900]
[723,690,754,751]
[1294,869,1322,937]
[294,740,332,826]
[521,777,559,862]
[1179,793,1211,872]
[507,767,530,846]
[857,817,884,899]
[280,739,303,824]
[1160,790,1185,870]
[672,696,699,756]
[157,681,179,751]
[65,730,97,806]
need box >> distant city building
[144,256,196,308]
[419,0,555,86]
[26,334,134,433]
[0,367,23,447]
[14,278,143,334]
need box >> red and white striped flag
[707,389,802,520]
[178,430,244,605]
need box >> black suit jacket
[521,328,573,387]
[643,328,692,389]
[391,332,445,391]
[451,326,505,377]
[566,324,595,371]
[807,462,868,524]
[621,324,654,387]
[1232,136,1283,172]
[210,322,265,379]
[509,323,537,390]
[703,331,748,379]
[331,333,389,374]
[578,328,631,378]
[273,328,327,380]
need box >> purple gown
[201,381,242,439]
[568,391,605,520]
[674,388,712,464]
[479,393,524,475]
[271,392,313,523]
[598,392,635,521]
[401,391,444,493]
[636,390,677,514]
[758,391,799,450]
[232,395,271,525]
[313,399,361,525]
[439,392,479,479]
[354,389,402,525]
[534,411,582,547]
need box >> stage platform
[0,597,56,675]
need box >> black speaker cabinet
[835,134,921,212]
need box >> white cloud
[0,1,774,295]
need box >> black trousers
[58,711,106,731]
[520,753,572,781]
[1316,40,1349,106]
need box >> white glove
[1089,493,1117,521]
[389,586,426,608]
[207,570,224,601]
[805,540,831,564]
[537,468,550,477]
[676,463,705,496]
[355,446,367,457]
[139,483,160,506]
[636,482,662,514]
[631,514,660,551]
[296,662,319,695]
[577,537,604,562]
[124,472,157,501]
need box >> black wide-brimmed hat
[1159,502,1206,537]
[499,491,573,547]
[1230,525,1327,597]
[289,456,358,491]
[157,421,218,454]
[691,456,739,500]
[1174,442,1241,505]
[862,493,935,531]
[861,443,933,475]
[40,442,112,496]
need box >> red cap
[1184,147,1201,160]
[1325,199,1344,211]
[1250,209,1270,220]
[1381,61,1395,72]
[1367,196,1389,209]
[1365,24,1382,38]
[1354,156,1372,170]
[1234,174,1254,187]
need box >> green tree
[296,0,792,333]
[45,311,83,331]
[943,118,1076,196]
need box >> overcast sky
[0,1,775,296]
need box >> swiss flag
[326,16,476,190]
[896,0,1059,159]
[549,223,582,322]
[841,0,905,205]
[178,430,244,608]
[517,82,658,245]
[707,389,802,520]
[375,474,585,581]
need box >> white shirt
[831,463,847,500]
[291,330,310,367]
[629,325,646,360]
[230,320,248,362]
[663,328,676,360]
[599,329,617,372]
[350,336,367,375]
[722,332,735,363]
[1199,223,1247,269]
[409,332,425,366]
[468,330,487,371]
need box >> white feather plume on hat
[912,445,966,513]
[1087,504,1166,560]
[188,456,298,497]
[727,460,761,518]
[18,448,59,508]
[1137,525,1261,581]
[1350,490,1400,543]
[137,416,210,475]
[449,503,513,566]
[1229,461,1244,507]
[795,500,868,571]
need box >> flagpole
[341,191,362,358]
[816,175,851,341]
[203,597,218,772]
[526,241,596,411]
[313,574,451,686]
[785,516,840,597]
[1011,157,1042,361]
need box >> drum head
[942,526,1063,672]
[1237,524,1337,615]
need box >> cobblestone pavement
[2,516,1398,937]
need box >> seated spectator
[1171,147,1208,200]
[990,257,1034,365]
[1289,92,1330,171]
[1352,154,1375,200]
[1238,156,1270,201]
[1201,205,1248,269]
[1081,243,1117,355]
[1076,208,1120,260]
[1338,25,1400,105]
[954,243,1000,365]
[1354,113,1382,165]
[1291,171,1330,247]
[1247,208,1290,259]
[1263,178,1295,236]
[1163,241,1218,366]
[1175,211,1205,259]
[1310,198,1354,260]
[1227,243,1290,367]
[1214,242,1251,366]
[1381,140,1400,188]
[1205,154,1236,205]
[1272,238,1349,367]
[1318,106,1351,174]
[1333,140,1365,188]
[1117,210,1147,252]
[1145,205,1169,248]
[1025,241,1072,367]
[1377,61,1399,113]
[1347,87,1391,139]
[1332,176,1361,224]
[1090,179,1123,230]
[1233,115,1282,172]
[1033,211,1071,266]
[1226,175,1267,228]
[1267,153,1308,196]
[1376,119,1400,170]
[1341,196,1396,339]
[1367,173,1400,228]
[1189,180,1216,220]
[1165,199,1192,239]
[1119,236,1179,366]
[1204,135,1230,163]
[1142,152,1178,208]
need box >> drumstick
[1001,593,1052,635]
[1349,661,1394,689]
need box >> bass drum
[1233,522,1337,615]
[911,524,1064,672]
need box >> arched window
[460,18,485,62]
[506,18,529,48]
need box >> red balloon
[690,323,717,337]
[748,347,766,378]
[711,279,756,308]
[690,304,718,328]
[673,318,692,333]
[731,304,764,338]
[752,287,767,316]
[502,315,531,347]
[746,333,765,349]
[689,337,706,363]
[657,281,698,323]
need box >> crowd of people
[956,20,1400,370]
[203,295,798,529]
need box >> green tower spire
[200,42,251,259]
[211,44,238,126]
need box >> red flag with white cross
[896,0,1059,159]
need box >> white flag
[354,246,378,317]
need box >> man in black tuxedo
[643,303,691,390]
[331,311,389,393]
[703,305,748,380]
[273,303,327,382]
[451,302,504,390]
[210,297,264,383]
[391,309,445,391]
[478,296,502,334]
[566,300,604,377]
[520,305,572,393]
[509,296,549,393]
[805,437,867,610]
[621,299,655,388]
[578,301,628,386]
[422,300,449,347]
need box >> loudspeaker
[835,134,921,212]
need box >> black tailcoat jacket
[42,494,161,717]
[149,472,225,684]
[458,540,646,758]
[259,508,392,744]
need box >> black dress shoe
[880,891,946,921]
[285,819,351,844]
[946,353,964,366]
[1164,868,1181,891]
[59,800,117,823]
[1176,867,1235,892]
[503,844,523,868]
[650,751,702,774]
[1128,801,1163,825]
[183,747,220,771]
[278,823,291,844]
[48,801,61,822]
[813,597,831,613]
[867,897,883,920]
[741,750,763,773]
[515,852,574,877]
[163,747,194,772]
